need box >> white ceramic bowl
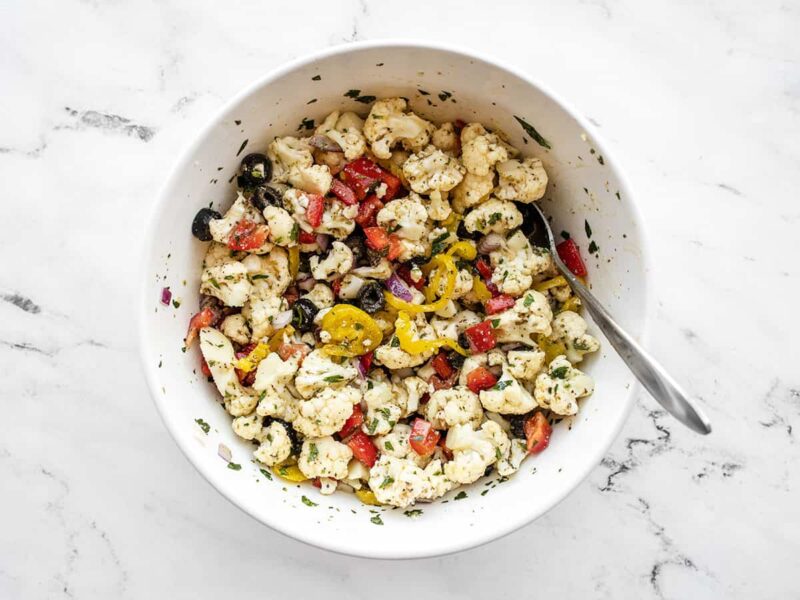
[139,40,651,559]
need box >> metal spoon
[526,203,712,435]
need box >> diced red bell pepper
[298,230,317,244]
[524,411,552,454]
[305,194,325,228]
[453,119,466,132]
[228,219,268,251]
[464,321,497,353]
[475,258,494,281]
[556,239,588,277]
[363,226,390,251]
[438,435,453,460]
[347,431,378,468]
[339,404,364,439]
[409,418,440,457]
[185,306,218,347]
[355,195,384,228]
[277,343,310,364]
[330,178,358,205]
[341,157,402,201]
[331,278,342,297]
[431,352,455,379]
[485,294,516,315]
[199,356,212,378]
[395,264,425,290]
[466,366,498,393]
[387,234,402,261]
[359,351,374,375]
[312,478,322,488]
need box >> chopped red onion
[161,287,172,306]
[296,276,317,292]
[385,272,413,301]
[218,443,232,463]
[272,309,293,330]
[354,357,367,379]
[477,233,503,254]
[307,134,343,153]
[316,234,330,252]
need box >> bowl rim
[138,38,653,559]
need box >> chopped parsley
[297,117,315,131]
[588,241,599,254]
[236,139,249,156]
[301,495,318,507]
[584,220,592,238]
[551,366,569,379]
[227,462,242,471]
[491,318,500,328]
[430,231,450,255]
[438,90,452,101]
[513,116,551,149]
[370,514,384,525]
[390,337,400,348]
[560,230,570,240]
[259,468,273,481]
[492,380,512,391]
[172,299,181,309]
[384,441,395,451]
[417,89,430,96]
[324,375,344,383]
[367,418,379,435]
[404,509,423,518]
[523,294,535,307]
[454,491,468,500]
[344,89,376,104]
[195,418,210,434]
[379,476,395,489]
[488,212,502,225]
[308,443,319,462]
[290,222,299,242]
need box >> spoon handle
[559,271,712,435]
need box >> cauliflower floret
[315,111,367,160]
[253,421,292,466]
[507,348,546,381]
[309,241,353,281]
[268,136,313,182]
[242,248,292,299]
[374,315,438,369]
[293,349,358,399]
[293,386,361,438]
[534,355,595,416]
[495,157,548,203]
[368,455,430,508]
[262,205,298,246]
[489,231,551,296]
[423,386,483,429]
[496,438,528,477]
[493,290,553,345]
[377,196,429,241]
[390,375,428,416]
[420,460,455,501]
[464,198,522,235]
[374,423,428,468]
[298,436,353,480]
[253,352,300,421]
[451,172,495,213]
[430,309,482,342]
[402,145,465,218]
[444,421,510,485]
[460,123,511,176]
[232,413,262,440]
[241,295,286,342]
[301,283,334,309]
[203,242,243,268]
[283,188,356,238]
[363,97,434,159]
[289,161,332,195]
[352,258,393,280]
[219,313,250,345]
[208,194,271,253]
[431,122,458,155]
[395,238,431,262]
[549,311,600,364]
[479,354,537,415]
[362,372,402,436]
[432,267,474,301]
[198,327,258,417]
[200,261,252,307]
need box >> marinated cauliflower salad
[185,98,599,508]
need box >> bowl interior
[140,42,649,558]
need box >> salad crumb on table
[186,97,600,508]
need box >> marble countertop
[2,0,798,597]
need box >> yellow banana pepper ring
[320,304,383,357]
[534,275,569,292]
[394,311,467,356]
[272,463,308,483]
[288,246,300,279]
[355,489,382,506]
[267,325,296,352]
[446,240,477,261]
[559,296,582,314]
[471,275,493,301]
[234,342,270,373]
[385,254,457,313]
